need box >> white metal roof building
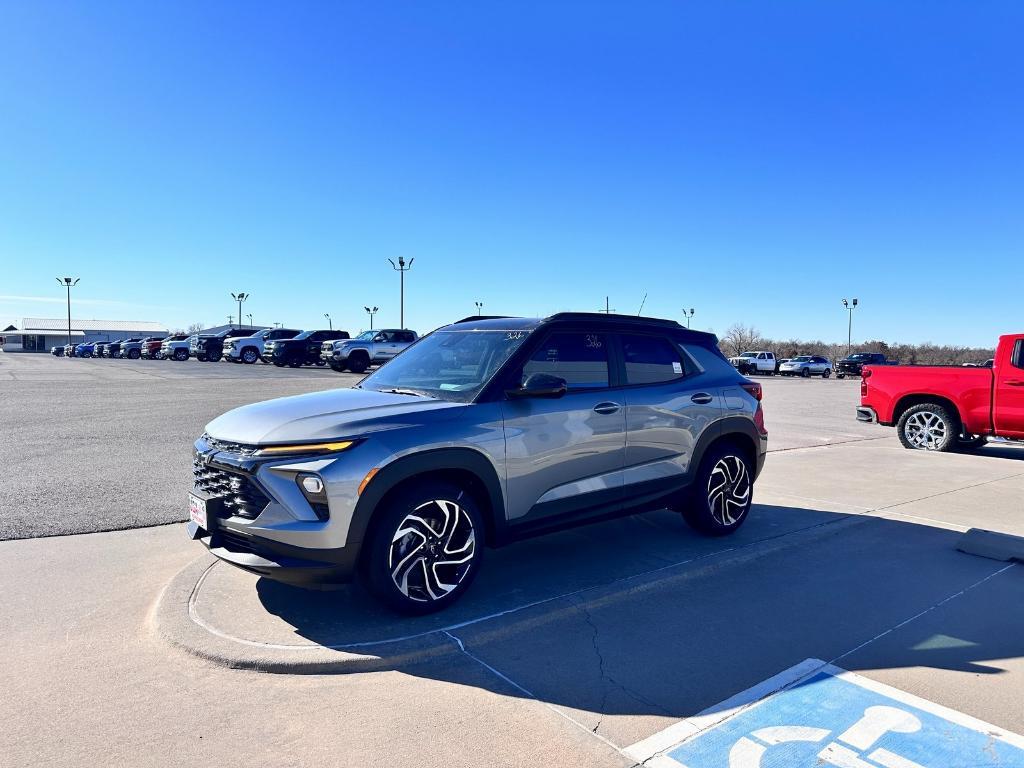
[2,317,169,352]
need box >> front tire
[896,403,957,452]
[329,361,345,372]
[801,367,811,378]
[128,349,140,359]
[241,348,258,364]
[822,368,832,379]
[678,444,753,536]
[348,353,369,374]
[174,349,188,361]
[363,482,484,614]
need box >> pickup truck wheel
[678,444,753,536]
[273,361,286,367]
[897,403,957,452]
[128,349,140,359]
[348,353,369,374]
[288,361,302,368]
[174,349,188,361]
[363,481,484,615]
[329,361,345,372]
[837,374,846,379]
[241,348,258,364]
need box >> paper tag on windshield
[672,362,682,374]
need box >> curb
[957,528,1024,563]
[152,555,457,674]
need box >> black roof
[445,312,716,342]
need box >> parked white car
[225,328,301,364]
[728,351,776,375]
[779,355,833,378]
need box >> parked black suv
[191,329,236,362]
[264,329,351,367]
[835,352,898,379]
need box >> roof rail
[543,311,682,328]
[452,315,514,324]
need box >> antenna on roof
[637,293,647,316]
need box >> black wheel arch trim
[349,447,506,548]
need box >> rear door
[621,333,722,497]
[501,330,626,524]
[994,338,1024,438]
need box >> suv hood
[205,387,463,444]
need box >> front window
[359,330,531,402]
[353,331,376,341]
[522,332,610,390]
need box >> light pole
[364,306,378,331]
[681,307,695,328]
[55,277,80,346]
[246,313,253,327]
[475,301,483,316]
[387,257,413,328]
[231,292,249,330]
[842,298,859,355]
[324,313,332,331]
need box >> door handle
[690,393,714,405]
[1006,380,1024,386]
[593,402,621,415]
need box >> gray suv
[188,313,768,613]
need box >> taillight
[861,375,868,398]
[740,382,762,401]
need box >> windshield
[292,330,316,340]
[847,354,872,361]
[359,330,531,402]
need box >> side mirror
[507,372,568,399]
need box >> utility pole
[681,308,695,328]
[599,296,615,314]
[231,292,249,331]
[324,313,332,331]
[842,298,859,355]
[364,306,378,331]
[387,257,414,328]
[56,277,80,346]
[227,315,233,326]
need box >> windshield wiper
[384,387,431,397]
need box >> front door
[994,338,1024,439]
[501,330,626,524]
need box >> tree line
[720,323,994,366]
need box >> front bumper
[856,406,878,423]
[188,520,359,587]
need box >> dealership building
[1,318,169,352]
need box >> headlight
[253,440,355,457]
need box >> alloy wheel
[389,499,476,602]
[904,411,947,449]
[706,456,751,525]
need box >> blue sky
[1,2,1020,344]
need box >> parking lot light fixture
[842,298,859,355]
[387,257,413,328]
[246,313,252,327]
[475,301,483,316]
[364,306,378,331]
[682,307,695,328]
[231,292,249,330]
[56,277,80,346]
[324,313,332,331]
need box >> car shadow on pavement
[249,503,1023,724]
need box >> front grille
[192,458,271,519]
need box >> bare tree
[721,323,764,357]
[186,322,204,334]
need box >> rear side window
[621,334,688,384]
[395,331,416,343]
[522,332,609,390]
[1013,340,1024,370]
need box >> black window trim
[614,330,700,390]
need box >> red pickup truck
[857,333,1024,451]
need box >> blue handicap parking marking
[657,663,1024,768]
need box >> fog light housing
[296,473,329,521]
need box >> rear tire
[362,481,484,614]
[896,403,958,452]
[677,443,753,536]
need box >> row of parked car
[727,350,899,379]
[53,326,420,373]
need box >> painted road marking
[624,659,1024,768]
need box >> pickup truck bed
[857,333,1024,450]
